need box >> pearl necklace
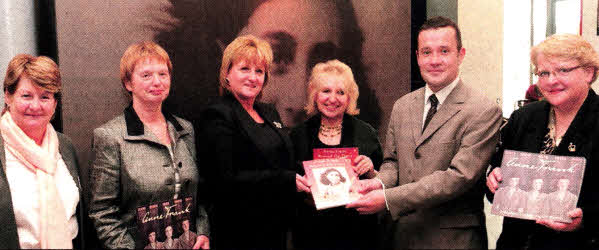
[319,123,342,137]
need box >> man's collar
[424,77,460,106]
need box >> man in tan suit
[347,16,502,249]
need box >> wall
[6,1,596,248]
[427,0,458,21]
[353,0,411,142]
[458,0,503,105]
[502,0,534,118]
[458,1,504,248]
[56,0,173,185]
[0,0,37,108]
[582,0,599,92]
[56,0,412,189]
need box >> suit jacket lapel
[56,134,86,249]
[410,88,426,145]
[57,135,82,191]
[417,81,465,146]
[0,137,24,248]
[555,89,599,155]
[258,104,294,167]
[522,102,550,152]
[121,105,190,145]
[122,105,163,144]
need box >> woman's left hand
[536,208,583,232]
[353,155,376,177]
[193,235,210,249]
[296,174,311,193]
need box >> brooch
[568,142,576,152]
[273,121,282,129]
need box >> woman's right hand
[296,174,311,193]
[353,155,376,177]
[486,168,502,193]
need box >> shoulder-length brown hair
[3,54,61,113]
[219,35,273,96]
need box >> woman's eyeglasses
[536,65,583,79]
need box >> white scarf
[0,112,72,249]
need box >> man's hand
[193,235,210,249]
[486,168,502,193]
[350,178,382,194]
[346,189,386,214]
[537,208,583,232]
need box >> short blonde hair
[3,54,61,112]
[531,34,599,84]
[219,35,273,96]
[305,60,359,116]
[120,41,172,92]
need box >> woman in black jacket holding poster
[486,34,599,249]
[290,59,383,250]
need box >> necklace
[541,108,562,154]
[319,123,342,137]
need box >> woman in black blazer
[198,35,309,250]
[487,34,599,249]
[289,60,383,250]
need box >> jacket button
[414,152,421,159]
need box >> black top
[314,138,339,148]
[489,89,599,250]
[238,111,290,172]
[290,114,384,250]
[198,94,296,250]
[291,114,383,175]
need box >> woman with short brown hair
[0,54,84,249]
[89,41,209,249]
